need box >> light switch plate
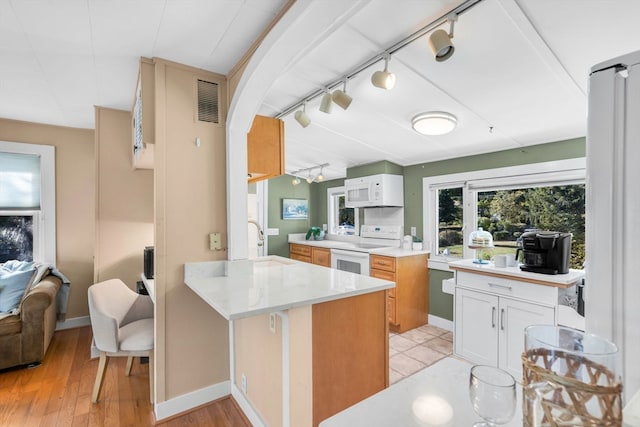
[209,232,222,250]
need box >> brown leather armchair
[0,273,61,370]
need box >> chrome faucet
[248,219,265,241]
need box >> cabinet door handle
[488,282,513,291]
[501,308,505,330]
[492,306,496,328]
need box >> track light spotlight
[306,173,313,184]
[316,167,324,182]
[371,54,396,90]
[319,90,333,114]
[428,13,457,62]
[294,102,310,128]
[332,79,352,110]
[292,176,300,185]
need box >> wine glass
[469,365,517,427]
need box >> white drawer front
[455,271,556,306]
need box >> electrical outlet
[269,313,277,334]
[411,226,416,236]
[209,232,222,250]
[241,373,247,393]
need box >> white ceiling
[2,0,640,181]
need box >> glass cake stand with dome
[468,228,494,264]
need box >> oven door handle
[330,249,370,258]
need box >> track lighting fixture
[319,89,333,114]
[412,111,457,135]
[371,54,396,90]
[289,163,330,185]
[294,102,310,128]
[332,79,352,110]
[428,13,457,62]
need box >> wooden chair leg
[125,356,134,376]
[148,350,154,404]
[92,352,109,403]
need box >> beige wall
[94,107,154,288]
[152,59,230,402]
[0,118,95,319]
[235,314,284,426]
[234,307,313,427]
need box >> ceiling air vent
[197,79,219,123]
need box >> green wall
[429,269,454,320]
[403,137,586,240]
[267,174,312,257]
[346,160,404,179]
[267,137,586,321]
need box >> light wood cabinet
[312,247,331,267]
[289,243,331,267]
[247,115,284,183]
[290,243,312,263]
[370,253,428,333]
[454,271,556,379]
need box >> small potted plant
[306,226,325,241]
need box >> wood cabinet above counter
[247,115,284,183]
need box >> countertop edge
[449,260,584,288]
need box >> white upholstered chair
[88,278,154,403]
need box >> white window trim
[423,158,586,271]
[0,141,56,265]
[327,186,359,237]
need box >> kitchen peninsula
[184,256,394,427]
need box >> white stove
[330,225,402,275]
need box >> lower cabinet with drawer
[289,243,312,263]
[454,272,556,380]
[370,253,429,333]
[289,243,331,267]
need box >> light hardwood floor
[0,326,250,427]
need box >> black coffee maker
[517,231,572,275]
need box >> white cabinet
[454,271,556,380]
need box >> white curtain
[0,152,41,209]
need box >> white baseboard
[231,383,266,427]
[154,380,231,422]
[56,315,91,330]
[428,314,453,332]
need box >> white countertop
[288,234,430,258]
[319,356,522,427]
[448,259,584,287]
[184,256,395,320]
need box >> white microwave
[344,174,404,208]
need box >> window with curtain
[0,151,42,263]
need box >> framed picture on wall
[282,198,309,220]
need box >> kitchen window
[0,141,56,264]
[327,186,359,235]
[423,158,586,271]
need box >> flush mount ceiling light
[371,54,396,90]
[428,13,458,62]
[294,102,310,128]
[332,79,352,110]
[319,89,333,114]
[412,111,457,135]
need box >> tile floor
[389,324,453,384]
